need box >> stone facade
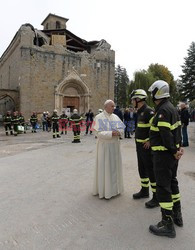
[0,14,115,119]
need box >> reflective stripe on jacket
[135,104,154,143]
[149,99,182,154]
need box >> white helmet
[53,109,57,113]
[130,89,147,100]
[148,80,170,100]
[98,108,103,113]
[73,109,78,114]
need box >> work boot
[53,135,56,138]
[149,210,176,238]
[133,187,149,199]
[173,202,183,227]
[145,193,159,208]
[6,132,8,136]
[57,135,61,138]
[10,131,13,135]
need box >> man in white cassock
[93,100,125,199]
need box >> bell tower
[41,13,69,30]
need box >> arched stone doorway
[0,94,16,115]
[55,70,90,115]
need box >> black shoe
[145,194,159,208]
[57,135,61,138]
[53,136,56,138]
[149,216,176,238]
[72,140,76,143]
[61,132,63,135]
[133,188,149,199]
[6,132,8,136]
[74,140,80,143]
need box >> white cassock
[93,110,125,199]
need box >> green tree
[127,63,179,107]
[148,63,179,105]
[114,65,129,108]
[190,99,195,108]
[127,70,155,107]
[179,42,195,102]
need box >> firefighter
[18,112,26,133]
[69,109,82,143]
[98,109,103,114]
[11,111,20,136]
[59,111,69,135]
[30,112,38,133]
[148,80,183,238]
[51,110,60,138]
[3,111,13,135]
[130,89,159,208]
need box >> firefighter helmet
[73,109,78,114]
[130,89,147,100]
[148,80,170,100]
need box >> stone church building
[0,13,115,119]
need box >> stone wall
[0,34,21,90]
[19,45,114,118]
[0,23,115,119]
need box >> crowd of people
[114,106,137,138]
[2,108,100,142]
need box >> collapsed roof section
[41,28,100,53]
[0,14,112,61]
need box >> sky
[1,0,195,80]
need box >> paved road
[0,123,194,250]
